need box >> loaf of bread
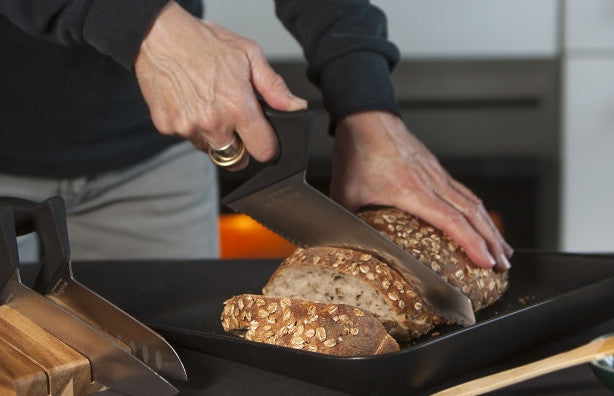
[262,247,440,341]
[221,294,399,356]
[262,206,509,342]
[357,206,509,311]
[224,206,509,350]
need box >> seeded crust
[357,206,509,311]
[221,294,399,356]
[263,247,440,341]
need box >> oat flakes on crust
[357,206,509,311]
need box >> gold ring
[208,134,246,167]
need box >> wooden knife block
[0,305,107,396]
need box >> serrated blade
[225,171,475,326]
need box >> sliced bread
[221,294,399,356]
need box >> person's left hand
[330,111,513,271]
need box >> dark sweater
[0,0,399,178]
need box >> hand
[134,1,307,170]
[330,111,513,271]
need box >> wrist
[335,111,403,140]
[135,1,192,69]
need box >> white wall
[561,0,614,252]
[203,0,558,59]
[374,0,558,58]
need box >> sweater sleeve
[0,0,169,69]
[275,0,401,125]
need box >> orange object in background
[219,214,297,259]
[488,211,504,236]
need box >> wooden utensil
[432,333,614,396]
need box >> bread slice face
[221,294,399,356]
[357,206,509,311]
[263,247,440,341]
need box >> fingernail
[286,92,308,110]
[499,253,511,270]
[486,252,497,268]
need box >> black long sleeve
[275,0,401,125]
[0,0,169,69]
[0,1,201,178]
[0,0,398,178]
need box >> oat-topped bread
[221,294,399,356]
[262,206,510,342]
[263,247,441,341]
[357,206,509,311]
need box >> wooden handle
[432,334,614,396]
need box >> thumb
[248,49,307,111]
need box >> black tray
[67,251,614,395]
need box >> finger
[225,152,250,172]
[234,95,279,163]
[448,178,513,269]
[440,180,511,271]
[420,162,512,270]
[247,46,307,111]
[394,188,498,270]
[449,178,514,260]
[187,130,212,152]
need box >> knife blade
[0,196,187,381]
[0,206,179,396]
[222,107,475,326]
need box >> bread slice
[263,247,440,341]
[221,294,399,356]
[357,206,509,311]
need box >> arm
[0,0,168,69]
[276,0,512,270]
[332,111,513,270]
[275,0,400,124]
[2,1,307,170]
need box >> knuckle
[200,113,223,134]
[445,210,468,228]
[174,116,192,134]
[268,72,288,91]
[243,38,263,54]
[151,115,173,135]
[465,198,485,217]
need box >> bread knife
[221,107,476,326]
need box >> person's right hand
[134,1,307,170]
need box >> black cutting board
[66,251,614,395]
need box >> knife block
[0,305,107,396]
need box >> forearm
[275,0,401,125]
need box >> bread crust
[263,247,440,341]
[357,206,509,311]
[221,294,399,356]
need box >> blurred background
[206,0,614,255]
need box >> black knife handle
[0,206,20,290]
[222,106,313,205]
[0,196,70,294]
